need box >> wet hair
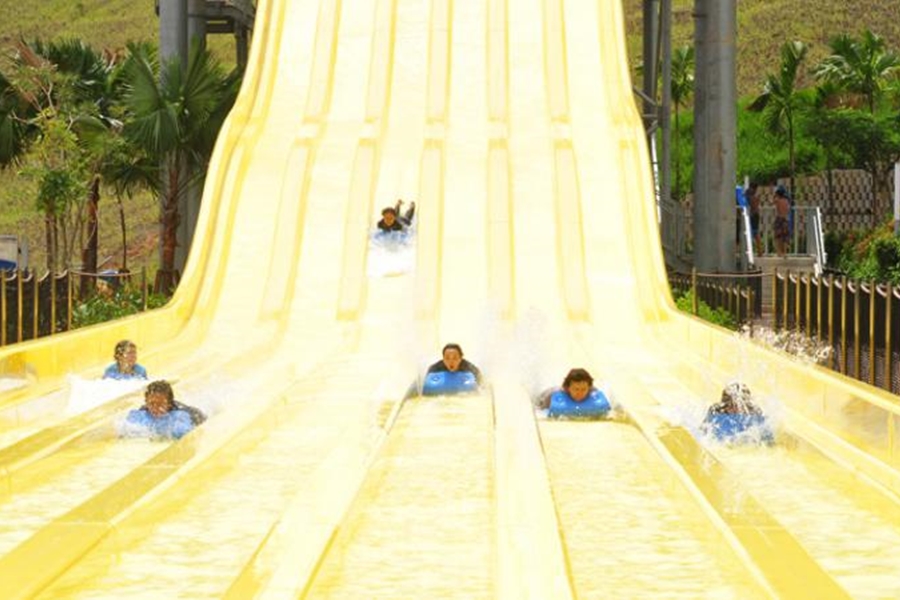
[562,368,593,389]
[721,382,752,406]
[114,339,136,360]
[442,343,463,356]
[145,380,175,409]
[382,207,397,216]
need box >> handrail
[812,206,827,276]
[738,206,755,267]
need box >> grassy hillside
[622,0,900,97]
[0,0,898,273]
[2,0,895,103]
[0,1,155,50]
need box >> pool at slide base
[704,413,775,445]
[422,371,478,396]
[547,389,611,419]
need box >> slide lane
[0,0,899,598]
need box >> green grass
[622,0,900,97]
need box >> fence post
[854,281,861,379]
[50,270,57,335]
[886,284,893,393]
[773,268,779,329]
[828,275,834,357]
[16,270,23,343]
[749,287,756,328]
[816,274,822,343]
[805,274,811,337]
[794,273,801,332]
[782,270,789,331]
[691,268,698,315]
[67,271,73,331]
[869,282,876,386]
[32,274,39,340]
[840,276,847,374]
[0,271,5,346]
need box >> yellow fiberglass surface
[1,0,899,598]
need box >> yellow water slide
[1,0,900,598]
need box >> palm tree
[814,30,900,114]
[814,31,899,210]
[749,41,809,197]
[121,42,239,293]
[670,45,694,202]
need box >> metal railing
[774,270,900,394]
[658,197,690,260]
[669,269,763,326]
[0,268,153,348]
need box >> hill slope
[0,0,898,272]
[1,0,896,96]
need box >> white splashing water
[366,229,416,278]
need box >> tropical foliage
[0,38,239,295]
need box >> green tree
[814,30,900,114]
[671,45,694,202]
[121,42,239,292]
[0,41,93,271]
[748,41,809,197]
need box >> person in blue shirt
[122,380,206,440]
[426,343,484,385]
[701,382,773,443]
[535,368,610,416]
[103,340,148,380]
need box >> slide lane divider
[336,0,399,320]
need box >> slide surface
[2,1,900,598]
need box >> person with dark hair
[701,382,772,443]
[376,199,416,232]
[103,340,148,380]
[122,380,206,440]
[703,382,763,418]
[426,343,483,385]
[535,368,611,418]
[773,185,791,257]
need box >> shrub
[72,286,168,328]
[675,290,738,330]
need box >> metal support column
[659,0,672,205]
[692,0,737,272]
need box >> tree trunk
[674,107,681,201]
[80,175,101,297]
[788,119,796,199]
[44,214,53,273]
[52,216,60,273]
[156,162,181,294]
[118,195,128,271]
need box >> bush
[833,222,900,284]
[675,290,738,330]
[72,286,168,328]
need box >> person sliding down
[426,343,483,386]
[122,380,206,440]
